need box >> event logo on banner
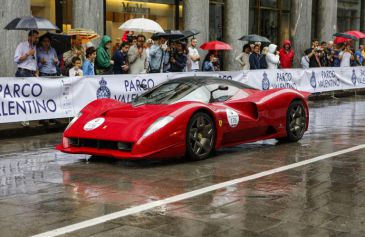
[310,71,316,89]
[352,69,357,86]
[262,72,270,90]
[352,69,365,86]
[96,78,111,99]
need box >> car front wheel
[186,112,216,161]
[282,100,307,142]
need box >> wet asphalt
[0,96,364,237]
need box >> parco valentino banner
[1,67,365,123]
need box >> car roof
[164,76,256,89]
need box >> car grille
[68,138,133,151]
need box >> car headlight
[142,116,174,137]
[65,112,83,130]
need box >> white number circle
[226,109,239,128]
[83,117,105,131]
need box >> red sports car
[57,77,309,160]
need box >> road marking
[31,144,365,237]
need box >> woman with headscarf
[266,44,280,69]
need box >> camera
[315,47,323,52]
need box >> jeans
[15,68,36,77]
[39,72,57,77]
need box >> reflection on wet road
[0,96,365,237]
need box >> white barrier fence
[1,67,365,123]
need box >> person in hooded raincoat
[266,44,280,69]
[95,35,114,75]
[279,40,294,68]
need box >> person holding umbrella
[200,40,232,71]
[14,30,39,77]
[202,52,216,71]
[128,34,148,74]
[37,34,59,77]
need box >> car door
[208,83,268,145]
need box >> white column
[318,0,338,42]
[72,0,104,36]
[223,0,249,71]
[0,0,31,76]
[290,0,313,67]
[183,0,209,63]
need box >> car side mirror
[210,85,229,103]
[218,85,229,91]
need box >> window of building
[249,0,290,45]
[31,0,72,33]
[31,0,56,23]
[105,0,182,45]
[337,0,361,33]
[209,1,224,41]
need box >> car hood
[64,102,186,142]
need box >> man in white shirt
[14,30,39,77]
[187,38,200,72]
[339,44,354,67]
[128,34,147,74]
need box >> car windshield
[132,81,211,106]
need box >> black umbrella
[332,32,357,40]
[39,32,71,55]
[151,30,184,40]
[180,29,200,39]
[238,34,271,43]
[4,16,59,31]
[174,29,200,41]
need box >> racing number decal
[84,118,105,131]
[226,109,239,127]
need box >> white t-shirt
[69,67,84,77]
[188,47,200,71]
[340,51,352,67]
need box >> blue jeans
[15,68,36,77]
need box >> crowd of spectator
[13,30,365,80]
[14,30,207,78]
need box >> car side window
[206,83,240,102]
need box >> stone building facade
[0,0,364,76]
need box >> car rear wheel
[186,112,216,161]
[280,100,307,142]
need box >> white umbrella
[119,18,164,33]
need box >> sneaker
[21,121,30,127]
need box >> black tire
[186,112,216,161]
[279,100,307,142]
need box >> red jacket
[279,40,294,68]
